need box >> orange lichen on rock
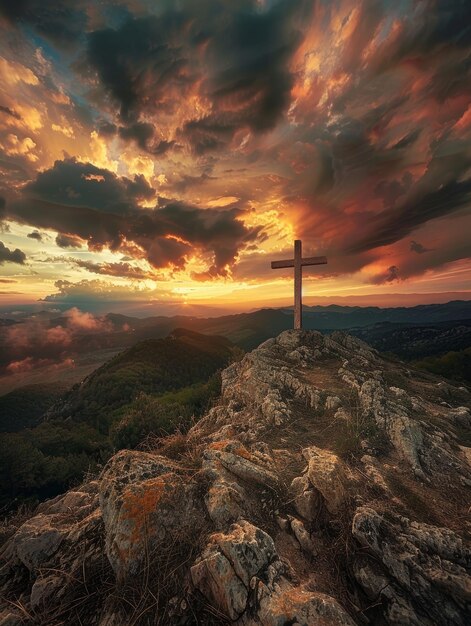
[234,446,254,461]
[266,586,317,619]
[121,473,174,543]
[208,440,232,451]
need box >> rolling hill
[0,329,239,506]
[47,328,240,428]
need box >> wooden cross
[271,240,327,330]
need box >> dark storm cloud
[347,141,471,255]
[4,159,263,275]
[118,123,174,155]
[85,0,310,152]
[0,240,26,265]
[0,105,21,120]
[70,259,155,280]
[87,11,193,123]
[26,158,155,214]
[410,240,433,254]
[180,118,236,155]
[97,120,174,154]
[97,121,117,137]
[348,176,471,255]
[374,0,471,71]
[2,0,470,288]
[0,0,88,47]
[375,174,413,209]
[27,230,42,241]
[56,234,83,249]
[371,265,400,285]
[204,0,307,132]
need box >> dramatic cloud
[371,265,400,285]
[56,234,84,249]
[27,230,42,241]
[3,158,263,275]
[0,0,88,47]
[85,1,310,152]
[0,240,26,264]
[410,240,433,255]
[25,157,155,214]
[0,104,21,120]
[42,279,161,305]
[0,0,470,307]
[70,259,157,281]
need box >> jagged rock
[289,516,318,555]
[192,519,351,625]
[201,440,279,528]
[290,474,321,521]
[99,450,205,580]
[361,454,391,495]
[352,506,471,625]
[191,520,277,620]
[254,585,356,626]
[359,378,425,475]
[30,574,63,610]
[0,481,104,621]
[303,446,347,515]
[205,480,246,527]
[7,515,65,572]
[36,486,97,516]
[451,406,471,427]
[202,441,279,488]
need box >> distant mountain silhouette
[101,300,471,350]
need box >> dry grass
[138,423,204,472]
[0,501,36,546]
[25,544,115,625]
[103,524,226,626]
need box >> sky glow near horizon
[0,0,470,314]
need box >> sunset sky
[0,0,470,315]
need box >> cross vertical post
[294,239,302,330]
[270,240,328,330]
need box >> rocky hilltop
[1,331,470,625]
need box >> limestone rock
[255,586,356,626]
[290,474,321,522]
[289,516,317,555]
[203,441,279,488]
[191,520,277,620]
[352,506,471,625]
[192,519,351,625]
[99,449,205,580]
[303,446,347,515]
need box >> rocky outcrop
[353,507,471,625]
[99,450,207,580]
[1,330,470,625]
[191,520,355,625]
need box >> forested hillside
[0,330,239,508]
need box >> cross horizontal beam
[271,240,328,329]
[270,255,327,269]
